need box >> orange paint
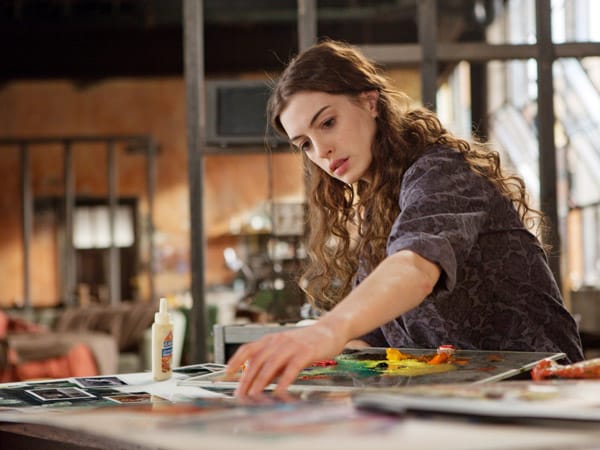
[427,352,450,365]
[531,358,600,380]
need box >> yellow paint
[384,347,457,376]
[386,348,413,361]
[384,359,457,377]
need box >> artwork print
[75,376,127,388]
[25,387,96,402]
[105,393,154,404]
[181,347,564,391]
[353,379,600,422]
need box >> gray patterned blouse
[358,145,584,363]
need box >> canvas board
[180,347,565,392]
[352,379,600,422]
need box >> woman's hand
[225,322,346,396]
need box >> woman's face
[279,90,378,184]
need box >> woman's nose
[314,140,332,158]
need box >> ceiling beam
[360,41,600,65]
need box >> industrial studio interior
[2,1,600,449]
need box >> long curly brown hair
[267,39,541,311]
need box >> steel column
[20,144,32,312]
[418,0,438,111]
[536,0,561,286]
[297,0,317,51]
[147,138,157,305]
[63,140,76,305]
[183,0,208,363]
[107,140,121,305]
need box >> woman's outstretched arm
[225,249,441,396]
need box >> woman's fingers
[238,339,286,395]
[273,357,312,395]
[237,335,309,396]
[225,339,260,377]
[226,324,344,397]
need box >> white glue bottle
[152,298,174,381]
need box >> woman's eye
[299,141,311,152]
[322,118,335,128]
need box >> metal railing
[0,135,158,310]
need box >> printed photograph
[104,393,153,404]
[75,376,127,388]
[25,387,96,402]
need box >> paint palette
[180,347,565,392]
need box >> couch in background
[0,301,157,382]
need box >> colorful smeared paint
[531,357,600,380]
[299,346,462,381]
[203,347,558,389]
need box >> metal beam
[63,140,76,306]
[297,0,317,51]
[359,41,600,65]
[147,138,157,306]
[107,140,121,305]
[469,29,488,140]
[470,62,488,140]
[183,0,208,363]
[20,144,32,311]
[417,0,437,110]
[0,135,152,146]
[536,0,561,286]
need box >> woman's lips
[329,157,349,176]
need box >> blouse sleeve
[358,326,389,347]
[387,147,497,293]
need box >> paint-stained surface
[185,347,565,391]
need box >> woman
[226,39,583,396]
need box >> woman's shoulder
[417,144,465,164]
[403,145,470,181]
[400,144,498,202]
